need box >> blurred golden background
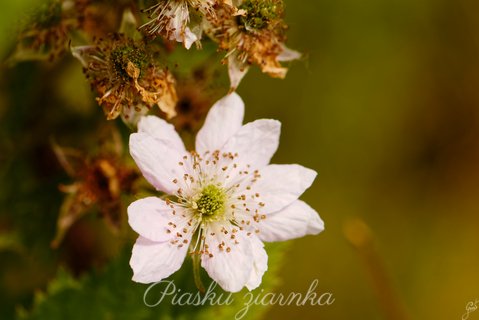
[1,0,479,319]
[242,0,479,318]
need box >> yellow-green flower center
[195,185,225,217]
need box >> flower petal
[228,53,249,90]
[184,27,198,49]
[257,200,324,242]
[138,116,186,153]
[195,92,245,155]
[222,119,281,170]
[277,44,302,62]
[128,197,193,242]
[245,235,268,290]
[122,104,149,126]
[129,132,185,193]
[130,236,190,283]
[201,224,253,292]
[167,2,191,46]
[248,164,317,214]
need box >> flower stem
[192,254,205,293]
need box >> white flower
[140,0,216,49]
[128,93,324,292]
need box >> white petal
[184,27,198,49]
[130,236,190,283]
[222,119,281,170]
[195,92,245,154]
[258,200,324,242]
[121,104,149,127]
[129,133,185,193]
[245,235,268,290]
[128,197,192,242]
[201,224,253,292]
[168,2,191,45]
[228,53,249,90]
[248,164,317,214]
[138,116,186,153]
[277,44,302,62]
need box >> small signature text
[463,299,479,320]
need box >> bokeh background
[1,0,479,319]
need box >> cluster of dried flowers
[12,0,300,124]
[139,0,300,89]
[10,0,322,292]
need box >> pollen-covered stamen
[141,0,188,36]
[140,0,217,38]
[163,205,198,249]
[166,148,267,258]
[226,168,267,236]
[199,223,246,262]
[140,0,213,43]
[173,153,230,219]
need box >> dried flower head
[74,0,126,38]
[72,34,178,124]
[205,0,300,89]
[171,66,225,133]
[10,0,77,62]
[51,128,139,248]
[139,0,217,49]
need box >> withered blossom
[72,33,178,124]
[171,65,225,133]
[205,0,301,89]
[74,0,127,38]
[139,0,217,49]
[51,128,139,248]
[10,0,77,63]
[173,81,217,133]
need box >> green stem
[192,254,205,293]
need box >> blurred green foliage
[17,243,288,320]
[0,0,35,58]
